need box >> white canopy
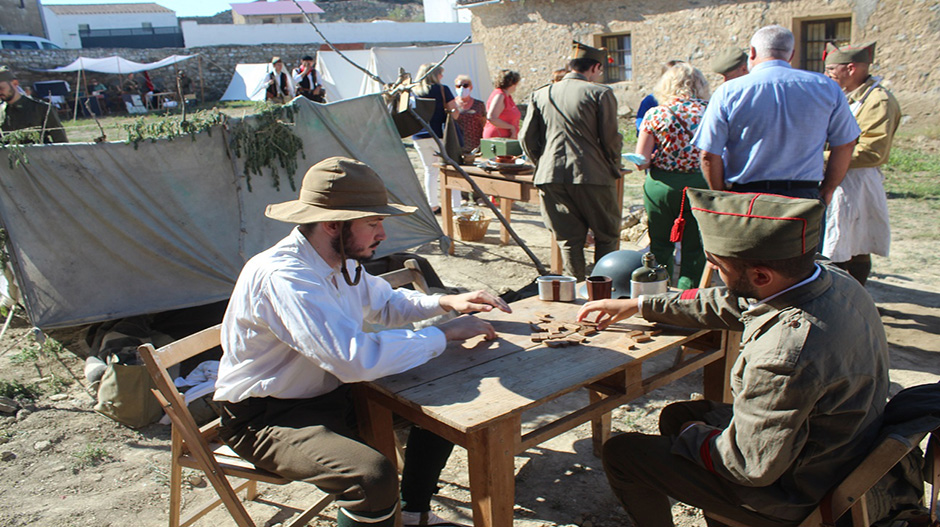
[38,54,197,74]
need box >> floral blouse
[640,97,708,173]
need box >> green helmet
[592,250,645,298]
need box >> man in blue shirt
[692,25,860,203]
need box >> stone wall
[0,43,392,100]
[467,0,940,124]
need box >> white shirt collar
[748,263,822,309]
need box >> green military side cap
[570,41,610,65]
[0,66,15,83]
[710,47,747,75]
[687,189,823,260]
[823,41,876,66]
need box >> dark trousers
[218,385,454,514]
[602,400,801,527]
[643,169,708,290]
[538,182,621,280]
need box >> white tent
[0,95,446,329]
[221,44,493,103]
[37,54,197,74]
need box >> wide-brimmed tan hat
[265,157,417,223]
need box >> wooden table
[439,165,625,275]
[356,295,740,527]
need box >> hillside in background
[181,0,424,24]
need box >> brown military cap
[710,47,748,75]
[570,41,610,65]
[265,157,416,223]
[823,42,876,66]
[687,189,823,260]
[0,66,16,83]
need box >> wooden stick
[0,304,15,342]
[412,36,472,86]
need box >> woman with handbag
[483,69,521,139]
[631,62,711,290]
[412,63,461,214]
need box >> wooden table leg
[499,198,513,245]
[354,388,400,471]
[703,330,740,403]
[440,173,456,255]
[589,390,611,457]
[467,416,518,527]
[550,235,562,275]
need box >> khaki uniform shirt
[521,72,622,186]
[0,95,68,144]
[847,76,901,169]
[642,264,889,520]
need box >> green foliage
[9,345,40,365]
[0,129,42,169]
[230,103,305,192]
[123,108,227,149]
[883,147,940,200]
[0,379,42,400]
[46,373,70,394]
[71,442,113,470]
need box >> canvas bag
[440,85,464,163]
[94,356,163,429]
[390,90,435,138]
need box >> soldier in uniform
[578,189,889,527]
[823,42,901,285]
[0,66,68,144]
[709,47,748,83]
[521,41,623,280]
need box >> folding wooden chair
[376,258,431,294]
[139,325,334,527]
[705,426,940,527]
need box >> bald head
[750,25,795,62]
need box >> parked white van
[0,35,62,50]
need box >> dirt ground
[0,136,937,527]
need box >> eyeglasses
[456,83,471,88]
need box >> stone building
[458,0,940,123]
[231,1,324,24]
[0,0,46,38]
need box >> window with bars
[801,18,851,72]
[601,34,632,83]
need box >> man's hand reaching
[440,290,512,315]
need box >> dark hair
[726,250,818,280]
[494,69,521,90]
[302,55,314,62]
[661,59,685,75]
[568,58,600,73]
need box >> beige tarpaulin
[0,95,446,329]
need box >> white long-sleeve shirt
[215,227,447,403]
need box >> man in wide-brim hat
[578,189,888,526]
[214,156,510,527]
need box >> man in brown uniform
[578,189,889,526]
[822,42,901,285]
[0,66,68,144]
[521,41,623,280]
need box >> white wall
[423,0,471,23]
[181,20,471,47]
[42,9,178,49]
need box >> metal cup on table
[586,275,613,301]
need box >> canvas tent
[221,44,492,103]
[37,54,197,74]
[0,95,446,329]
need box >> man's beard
[727,273,759,299]
[331,225,378,263]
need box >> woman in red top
[483,69,521,139]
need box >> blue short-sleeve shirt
[692,60,860,185]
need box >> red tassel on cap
[670,187,690,243]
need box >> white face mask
[456,87,470,97]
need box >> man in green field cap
[823,41,901,285]
[215,156,511,527]
[522,40,623,280]
[0,66,68,144]
[710,47,748,83]
[578,189,888,526]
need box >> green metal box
[479,138,524,159]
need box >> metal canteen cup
[537,275,576,302]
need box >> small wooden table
[439,164,625,274]
[357,295,740,527]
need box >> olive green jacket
[642,264,889,521]
[847,76,901,169]
[0,95,68,144]
[520,72,622,186]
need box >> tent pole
[72,68,82,121]
[198,55,205,103]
